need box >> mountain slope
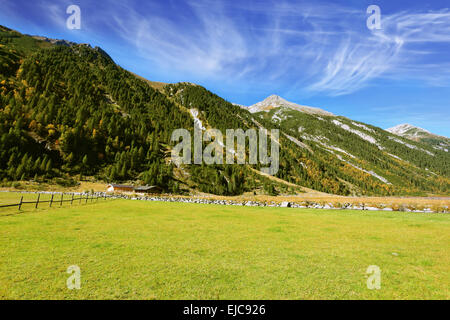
[0,25,292,196]
[0,25,192,191]
[164,84,449,196]
[1,25,449,197]
[251,97,449,195]
[387,124,449,153]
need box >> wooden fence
[0,193,112,211]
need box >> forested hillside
[0,26,286,195]
[0,25,449,196]
[255,106,449,195]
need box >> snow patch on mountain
[336,155,390,184]
[283,133,313,153]
[271,109,287,122]
[249,119,280,145]
[327,146,356,159]
[387,153,403,161]
[352,122,375,133]
[434,144,449,152]
[425,168,438,176]
[332,120,379,145]
[302,133,357,159]
[190,109,205,130]
[388,136,434,156]
[301,134,329,144]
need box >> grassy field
[0,194,449,299]
[0,192,56,207]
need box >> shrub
[12,182,22,189]
[55,178,78,187]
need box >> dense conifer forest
[0,26,448,196]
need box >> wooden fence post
[85,194,89,204]
[50,194,54,207]
[71,193,74,205]
[35,194,40,209]
[60,193,63,206]
[79,194,82,205]
[18,196,23,211]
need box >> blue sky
[1,0,449,136]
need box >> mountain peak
[266,94,284,100]
[387,124,431,136]
[248,95,333,116]
[386,124,449,152]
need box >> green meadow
[0,194,449,300]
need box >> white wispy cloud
[304,8,450,95]
[44,3,67,29]
[97,0,450,96]
[105,1,250,77]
